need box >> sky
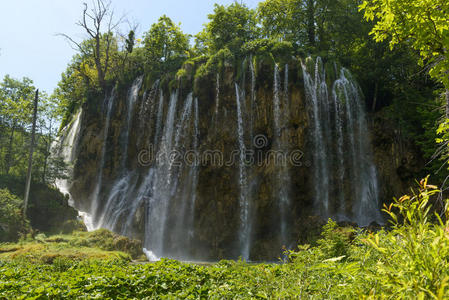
[0,0,262,94]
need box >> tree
[201,3,259,56]
[59,0,124,90]
[0,76,35,175]
[360,0,449,115]
[143,15,190,77]
[257,0,355,52]
[38,94,64,184]
[257,0,295,41]
[23,89,39,214]
[53,61,88,130]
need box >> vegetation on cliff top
[50,0,442,180]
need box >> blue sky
[0,0,261,94]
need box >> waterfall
[122,76,143,169]
[273,64,291,246]
[250,57,256,140]
[61,59,385,262]
[171,96,199,258]
[142,91,201,259]
[189,97,200,237]
[91,90,117,229]
[138,79,160,147]
[302,57,382,226]
[302,58,331,217]
[153,90,164,148]
[333,69,382,225]
[146,91,179,257]
[332,83,346,216]
[215,73,220,116]
[93,77,144,231]
[235,83,251,261]
[53,109,82,197]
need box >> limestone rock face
[65,59,420,261]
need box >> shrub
[361,177,449,298]
[316,219,354,259]
[0,188,30,242]
[0,175,78,234]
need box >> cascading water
[153,90,164,148]
[53,109,82,196]
[146,91,179,257]
[122,76,143,169]
[188,97,200,238]
[93,77,144,231]
[235,83,252,261]
[334,69,382,225]
[58,58,386,262]
[273,64,291,246]
[139,79,160,147]
[302,57,382,226]
[52,108,97,231]
[302,58,330,217]
[215,73,220,116]
[170,95,199,258]
[250,57,256,140]
[91,90,117,229]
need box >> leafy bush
[0,188,29,242]
[316,219,353,260]
[360,177,449,298]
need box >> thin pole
[24,89,39,215]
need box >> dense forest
[1,0,449,298]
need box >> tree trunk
[24,89,39,215]
[5,124,16,175]
[306,0,316,47]
[95,35,105,89]
[42,123,53,184]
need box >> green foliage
[200,3,259,56]
[2,183,449,299]
[242,39,293,63]
[143,15,190,79]
[0,188,29,242]
[0,175,78,234]
[0,236,133,264]
[125,30,135,54]
[360,177,449,297]
[0,75,64,183]
[68,229,143,259]
[194,47,234,80]
[316,219,353,259]
[360,0,449,89]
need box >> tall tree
[0,76,35,175]
[201,3,258,55]
[24,89,39,214]
[59,0,124,90]
[143,15,190,77]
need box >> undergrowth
[1,178,449,298]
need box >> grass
[1,180,449,298]
[0,229,145,264]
